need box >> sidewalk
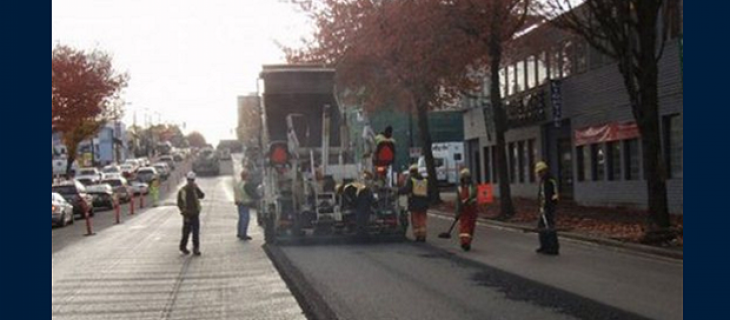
[51,168,305,320]
[436,192,683,260]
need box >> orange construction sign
[477,184,494,205]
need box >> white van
[413,142,465,185]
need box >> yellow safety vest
[411,178,429,197]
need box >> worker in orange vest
[456,169,479,252]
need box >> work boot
[180,248,191,255]
[193,249,202,256]
[461,244,471,252]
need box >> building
[52,122,130,168]
[462,9,683,213]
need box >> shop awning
[575,122,640,146]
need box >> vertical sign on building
[550,80,563,128]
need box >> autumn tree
[187,131,208,149]
[544,0,681,235]
[52,45,128,174]
[289,0,481,201]
[443,0,536,218]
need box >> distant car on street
[153,163,171,180]
[136,167,160,184]
[87,184,117,210]
[120,164,136,180]
[159,155,176,170]
[102,176,132,203]
[52,180,94,218]
[52,192,75,227]
[102,165,122,175]
[130,181,149,196]
[76,168,104,185]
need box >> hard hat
[460,168,471,178]
[409,165,419,172]
[186,172,197,180]
[535,161,549,174]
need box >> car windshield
[103,167,119,173]
[79,170,96,176]
[52,186,77,195]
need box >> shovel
[438,214,461,239]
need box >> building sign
[574,122,640,146]
[550,80,563,128]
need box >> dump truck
[257,65,408,244]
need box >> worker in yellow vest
[400,165,430,242]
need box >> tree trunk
[66,155,76,178]
[415,99,442,203]
[488,35,515,219]
[637,37,671,230]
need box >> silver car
[52,193,74,227]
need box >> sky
[52,0,312,145]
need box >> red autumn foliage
[52,45,128,173]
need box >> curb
[431,211,683,261]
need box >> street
[51,162,305,320]
[52,160,682,320]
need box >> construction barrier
[114,201,121,224]
[84,203,95,236]
[129,193,136,215]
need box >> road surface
[272,208,682,320]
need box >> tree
[52,45,128,174]
[187,132,208,149]
[444,0,536,218]
[289,0,482,201]
[544,0,680,235]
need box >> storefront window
[499,68,507,98]
[527,56,536,89]
[624,139,641,180]
[591,144,605,181]
[508,64,516,96]
[664,115,683,178]
[562,40,574,78]
[537,52,548,86]
[516,61,525,94]
[575,40,588,74]
[608,141,622,181]
[550,48,562,79]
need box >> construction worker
[177,172,206,256]
[374,126,396,145]
[456,169,478,252]
[535,161,560,256]
[400,165,430,242]
[235,170,258,241]
[150,178,160,207]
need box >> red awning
[575,122,640,146]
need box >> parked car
[102,176,132,203]
[52,180,94,218]
[87,184,117,210]
[76,168,104,185]
[136,167,160,184]
[120,164,136,180]
[102,165,122,175]
[173,153,184,162]
[153,163,171,180]
[130,181,149,196]
[218,148,232,161]
[137,157,151,167]
[52,193,75,227]
[159,155,176,170]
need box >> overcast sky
[52,0,312,145]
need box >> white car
[102,165,122,175]
[52,193,75,227]
[120,164,136,180]
[76,168,104,185]
[130,181,149,196]
[153,162,171,180]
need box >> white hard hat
[186,172,197,180]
